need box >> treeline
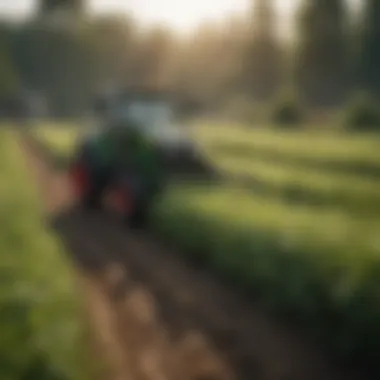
[0,0,380,126]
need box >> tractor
[69,89,214,228]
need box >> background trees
[0,0,372,123]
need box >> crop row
[0,130,92,380]
[195,122,380,174]
[209,154,380,214]
[151,183,380,368]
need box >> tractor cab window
[124,101,174,132]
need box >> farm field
[194,121,380,171]
[203,153,380,214]
[34,123,80,156]
[0,129,90,380]
[33,122,380,371]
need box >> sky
[0,0,297,28]
[0,0,359,35]
[92,0,295,29]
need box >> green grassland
[194,121,380,169]
[207,154,380,214]
[35,123,79,156]
[33,122,380,368]
[0,129,92,380]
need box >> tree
[295,0,349,107]
[37,0,85,16]
[9,9,139,117]
[356,0,380,98]
[244,0,283,101]
[11,20,99,117]
[0,32,19,98]
[171,17,249,111]
[0,28,21,118]
[130,26,176,89]
[86,15,137,90]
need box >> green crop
[0,129,92,380]
[208,154,380,214]
[151,183,380,362]
[195,121,380,170]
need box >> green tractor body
[70,89,214,227]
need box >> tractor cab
[113,93,179,138]
[70,90,215,229]
[95,89,194,154]
[96,90,172,125]
[91,89,214,178]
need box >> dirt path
[21,137,359,380]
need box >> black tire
[81,168,112,211]
[126,189,160,229]
[128,201,150,229]
[81,186,103,210]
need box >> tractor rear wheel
[75,165,111,211]
[128,201,149,229]
[70,161,96,209]
[82,185,103,210]
[127,187,161,229]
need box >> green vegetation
[270,88,303,126]
[153,122,380,363]
[35,123,80,156]
[34,123,380,368]
[0,129,91,380]
[195,122,380,169]
[208,154,380,214]
[342,92,380,131]
[152,183,380,357]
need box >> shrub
[342,92,380,131]
[271,89,303,127]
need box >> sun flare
[90,0,297,32]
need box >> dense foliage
[342,92,380,130]
[1,0,379,128]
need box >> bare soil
[20,137,360,380]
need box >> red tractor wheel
[70,161,90,199]
[106,181,147,228]
[108,186,133,216]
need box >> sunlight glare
[91,0,297,32]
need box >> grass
[32,121,380,369]
[195,121,380,172]
[209,154,380,214]
[0,128,92,380]
[34,123,81,156]
[153,183,379,261]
